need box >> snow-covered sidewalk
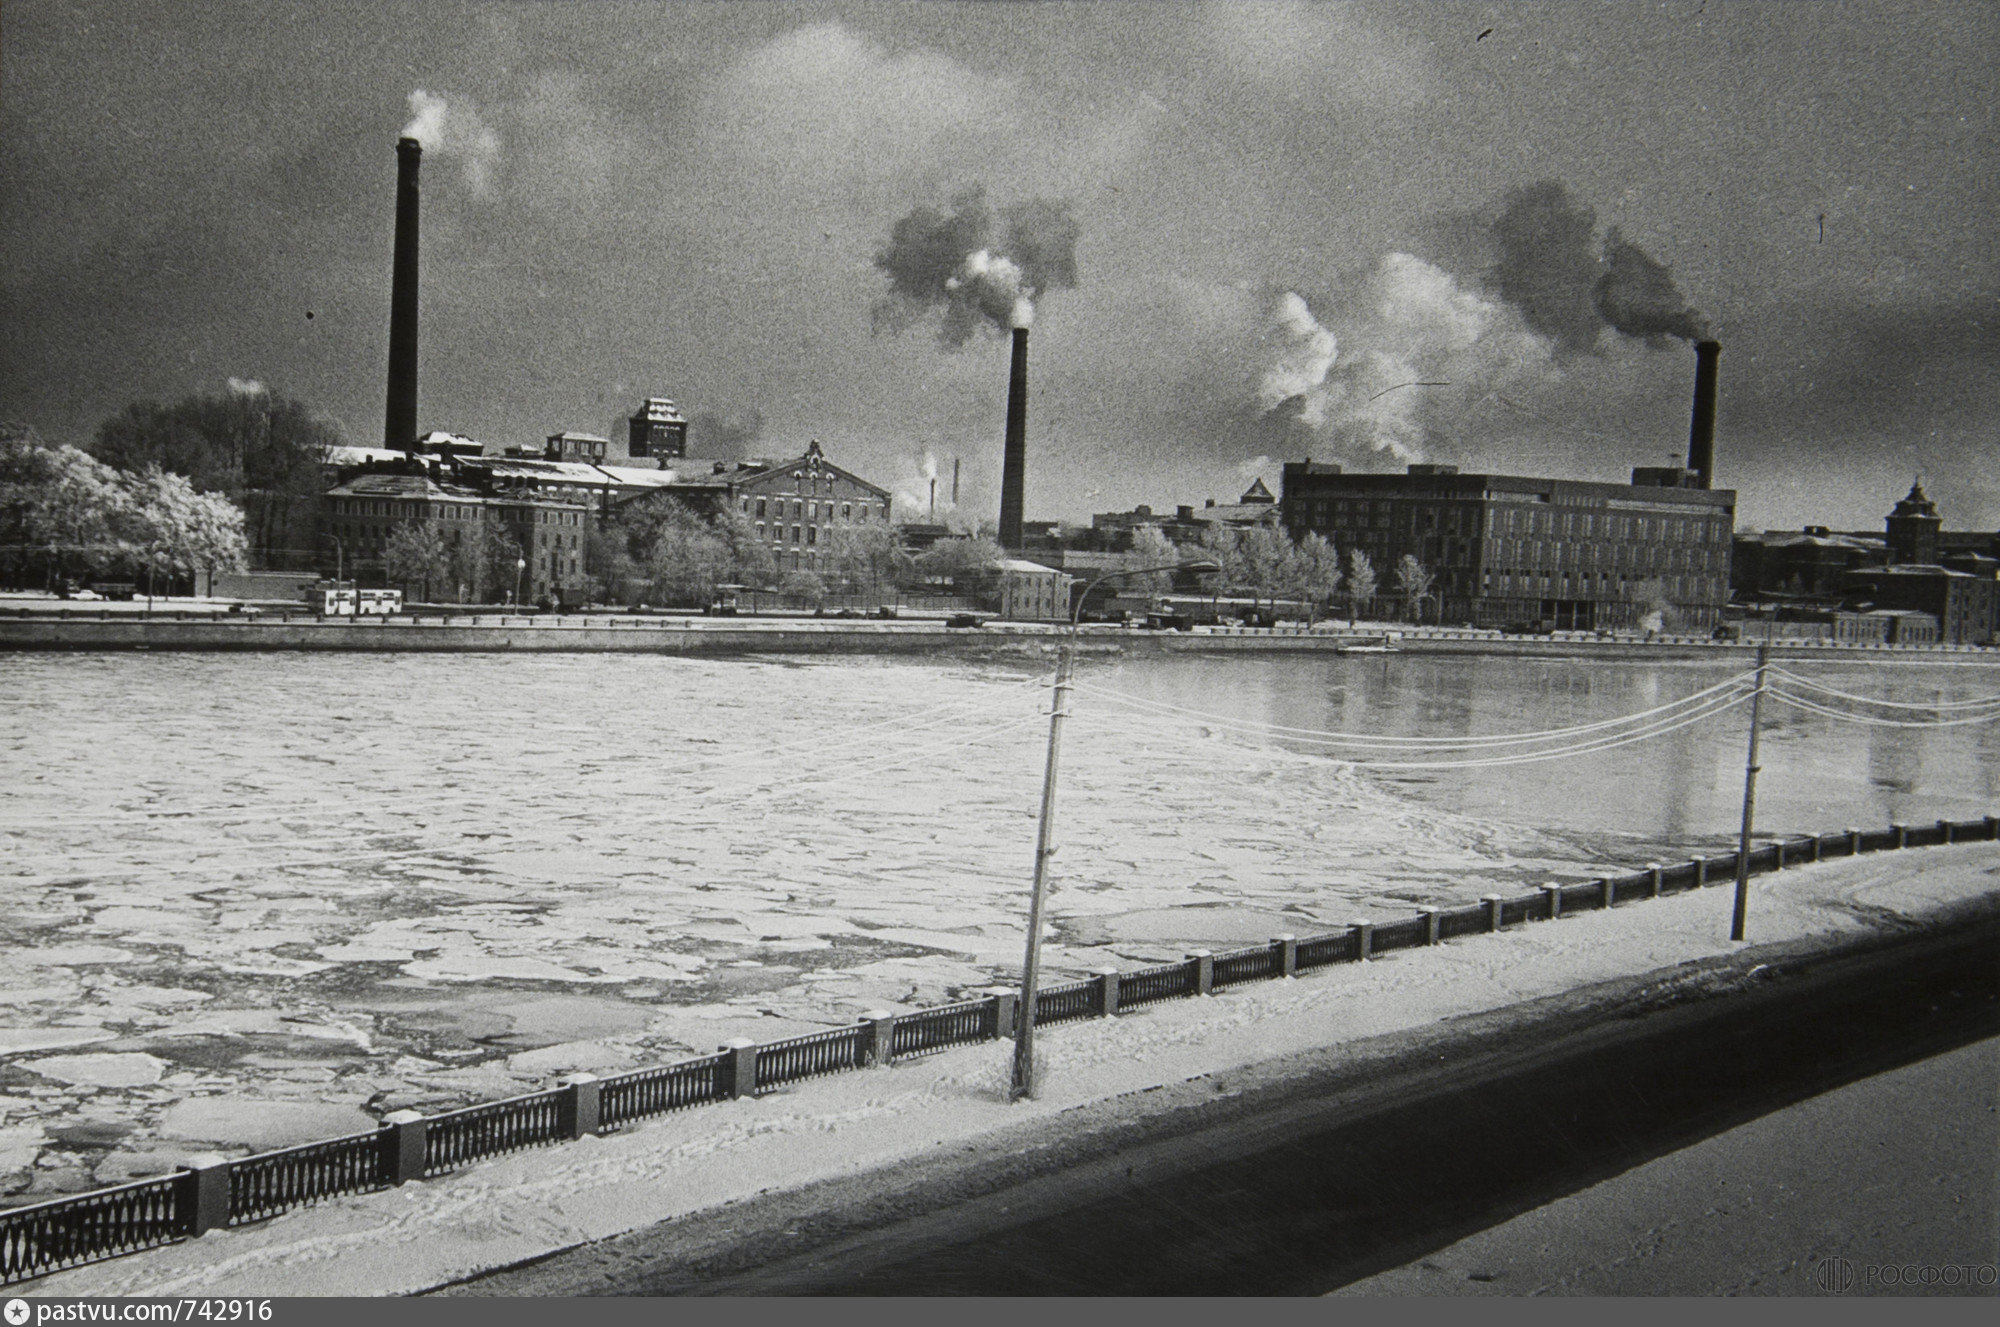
[26,841,2000,1297]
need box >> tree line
[0,424,248,592]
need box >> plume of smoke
[1594,227,1714,343]
[688,409,765,459]
[226,377,267,397]
[893,450,955,518]
[1489,181,1605,358]
[402,90,501,198]
[872,187,1081,347]
[1480,180,1713,353]
[1257,293,1338,421]
[1255,254,1555,463]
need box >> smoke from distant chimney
[1483,180,1713,356]
[871,187,1080,347]
[1595,228,1714,343]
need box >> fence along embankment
[4,814,1994,1286]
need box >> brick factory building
[1279,461,1738,631]
[619,440,892,576]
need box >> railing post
[1986,815,1998,841]
[559,1073,601,1138]
[1416,907,1440,945]
[992,991,1018,1039]
[1097,968,1122,1017]
[380,1110,427,1186]
[862,1010,897,1066]
[1482,893,1504,932]
[1277,933,1298,976]
[722,1038,759,1098]
[182,1155,232,1236]
[1647,862,1663,898]
[1808,833,1821,863]
[1598,878,1614,910]
[1348,921,1373,961]
[1540,883,1563,920]
[1938,818,1953,845]
[1892,822,1908,849]
[1190,950,1214,995]
[1847,827,1862,855]
[1693,857,1708,887]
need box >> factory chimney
[999,327,1029,550]
[1686,339,1720,490]
[384,136,422,452]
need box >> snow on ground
[26,842,2000,1297]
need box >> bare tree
[385,520,452,602]
[1392,553,1435,624]
[1343,548,1376,624]
[1284,531,1342,624]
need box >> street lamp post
[516,556,528,608]
[1012,557,1219,1102]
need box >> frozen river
[3,647,1997,1200]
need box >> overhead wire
[1070,669,1759,749]
[1766,666,2000,712]
[1766,688,2000,729]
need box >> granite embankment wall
[1,614,1995,662]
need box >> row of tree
[0,425,248,591]
[91,389,337,571]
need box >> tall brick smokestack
[384,136,422,451]
[999,326,1028,550]
[1687,339,1720,490]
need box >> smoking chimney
[1686,339,1720,490]
[999,327,1028,550]
[384,136,422,451]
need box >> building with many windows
[622,440,892,575]
[1279,461,1737,631]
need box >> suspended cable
[1767,688,2000,729]
[1070,670,1758,749]
[1067,684,1754,770]
[1766,666,2000,712]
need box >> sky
[3,0,1995,532]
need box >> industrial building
[1279,462,1737,631]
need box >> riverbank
[3,610,1994,663]
[24,841,2000,1296]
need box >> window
[808,501,818,520]
[756,523,765,539]
[756,499,766,518]
[791,525,801,543]
[807,526,817,545]
[842,503,851,520]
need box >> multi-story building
[1280,461,1737,631]
[323,468,596,605]
[623,440,892,575]
[1840,563,1997,646]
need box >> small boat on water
[1336,634,1401,655]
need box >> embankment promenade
[3,611,1994,662]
